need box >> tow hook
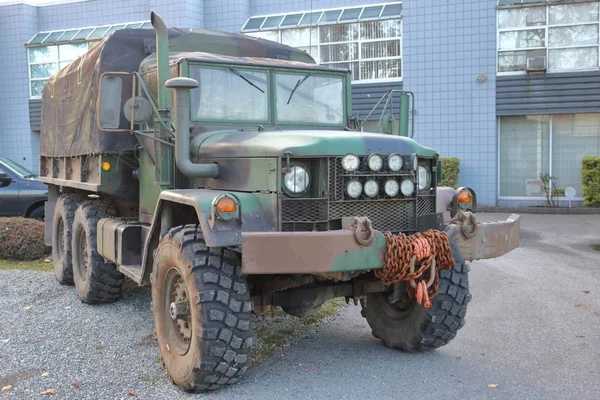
[350,216,375,246]
[454,211,478,238]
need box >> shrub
[0,217,50,261]
[440,157,460,189]
[582,157,600,206]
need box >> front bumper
[241,214,520,274]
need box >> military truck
[39,12,520,392]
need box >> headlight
[346,179,362,198]
[417,166,431,190]
[400,179,415,197]
[283,165,310,194]
[342,154,359,172]
[364,180,379,197]
[388,154,403,172]
[367,154,383,171]
[384,179,399,197]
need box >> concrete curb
[478,206,600,215]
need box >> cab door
[0,164,21,216]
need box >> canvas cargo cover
[40,27,316,157]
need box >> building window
[499,114,600,198]
[497,2,600,73]
[241,3,402,82]
[26,21,151,98]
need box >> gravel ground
[0,271,342,399]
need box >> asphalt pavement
[1,213,599,399]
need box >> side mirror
[97,72,150,131]
[0,172,12,188]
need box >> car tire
[72,199,124,303]
[28,205,44,221]
[360,262,471,352]
[52,194,82,285]
[152,224,255,392]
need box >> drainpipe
[166,77,220,178]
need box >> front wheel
[152,225,255,392]
[360,262,471,352]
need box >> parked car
[0,156,47,220]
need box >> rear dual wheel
[71,199,125,303]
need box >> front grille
[281,156,435,233]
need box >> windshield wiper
[229,67,265,93]
[287,74,311,104]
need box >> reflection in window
[275,73,344,124]
[498,2,600,72]
[190,67,269,122]
[499,114,600,198]
[28,44,89,96]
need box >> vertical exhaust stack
[151,11,170,110]
[150,11,173,186]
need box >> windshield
[190,66,268,122]
[0,156,35,177]
[275,73,344,125]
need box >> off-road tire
[361,262,471,352]
[152,224,255,392]
[72,199,124,303]
[52,194,82,284]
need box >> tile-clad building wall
[0,4,38,171]
[38,0,203,31]
[403,0,497,205]
[204,0,249,33]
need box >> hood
[192,130,438,159]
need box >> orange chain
[375,229,455,302]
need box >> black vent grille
[417,196,435,216]
[330,200,415,232]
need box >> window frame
[497,3,600,75]
[241,2,403,83]
[186,62,349,127]
[497,115,594,201]
[26,20,150,98]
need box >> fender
[140,189,275,284]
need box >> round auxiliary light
[342,154,359,172]
[367,153,383,172]
[346,180,362,199]
[364,179,379,197]
[400,179,415,197]
[283,165,310,195]
[417,165,431,190]
[102,161,111,171]
[384,179,400,197]
[458,188,473,209]
[388,154,403,172]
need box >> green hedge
[0,217,50,261]
[582,157,600,206]
[440,157,460,189]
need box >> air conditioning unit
[527,56,547,72]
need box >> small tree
[540,172,559,207]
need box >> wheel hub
[164,271,192,355]
[170,300,188,320]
